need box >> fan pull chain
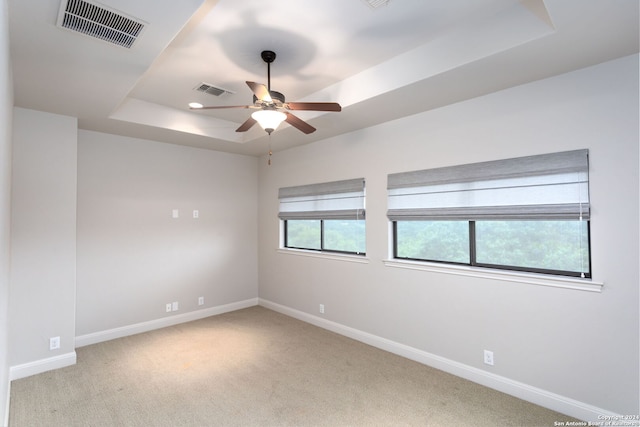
[268,135,272,166]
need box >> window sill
[382,259,603,292]
[278,248,370,264]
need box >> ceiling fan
[189,50,341,135]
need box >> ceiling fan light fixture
[252,110,286,134]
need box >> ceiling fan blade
[285,112,316,134]
[236,117,257,132]
[246,81,272,103]
[191,105,253,110]
[286,102,342,112]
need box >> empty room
[0,0,638,426]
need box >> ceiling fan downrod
[261,50,276,92]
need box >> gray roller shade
[387,150,589,221]
[279,178,365,220]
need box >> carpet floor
[9,306,579,426]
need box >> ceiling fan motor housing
[253,91,285,105]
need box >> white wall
[257,54,639,417]
[9,108,77,369]
[76,131,258,336]
[0,0,12,423]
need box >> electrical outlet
[484,350,494,366]
[193,210,199,219]
[172,301,179,311]
[319,304,325,314]
[49,336,60,350]
[198,296,205,306]
[166,303,172,312]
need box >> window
[395,221,469,264]
[279,178,366,255]
[388,150,591,278]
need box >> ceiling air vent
[361,0,390,9]
[194,83,233,97]
[56,0,146,49]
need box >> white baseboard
[259,298,621,423]
[3,380,9,427]
[75,298,259,348]
[9,351,77,381]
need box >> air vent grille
[57,0,146,48]
[362,0,389,9]
[195,83,233,97]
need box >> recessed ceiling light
[188,102,203,109]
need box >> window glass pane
[286,220,321,250]
[475,221,590,274]
[396,221,469,263]
[324,220,366,254]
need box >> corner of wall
[0,0,13,423]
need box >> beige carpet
[9,306,578,426]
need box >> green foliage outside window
[286,219,365,254]
[396,221,469,263]
[286,220,321,250]
[324,220,366,254]
[475,221,589,273]
[395,220,590,277]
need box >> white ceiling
[8,0,639,156]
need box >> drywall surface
[9,108,77,366]
[76,131,258,335]
[257,55,639,415]
[0,0,12,423]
